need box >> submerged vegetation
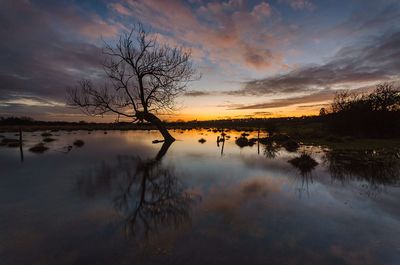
[29,143,48,153]
[325,149,400,185]
[289,154,319,176]
[0,138,20,148]
[41,132,52,137]
[43,137,56,143]
[73,140,85,147]
[235,136,249,148]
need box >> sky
[0,0,400,122]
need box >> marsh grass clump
[289,154,318,174]
[325,149,400,184]
[259,137,272,145]
[43,137,56,143]
[7,142,20,148]
[29,143,48,153]
[235,137,249,148]
[258,134,300,152]
[73,140,85,147]
[198,138,206,144]
[1,138,20,147]
[271,133,290,142]
[1,138,18,144]
[248,138,257,147]
[282,139,300,152]
[41,132,52,137]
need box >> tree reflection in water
[282,145,400,197]
[324,148,400,196]
[77,141,199,239]
[263,141,279,159]
[325,149,400,185]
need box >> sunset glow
[1,0,399,121]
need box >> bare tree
[67,24,199,142]
[331,90,359,113]
[369,82,400,111]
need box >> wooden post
[19,127,24,162]
[257,126,260,155]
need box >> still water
[1,129,399,265]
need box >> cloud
[279,0,315,11]
[251,2,272,19]
[325,3,400,38]
[111,0,287,71]
[253,111,273,116]
[0,95,64,108]
[231,88,334,109]
[234,31,400,96]
[0,1,112,108]
[184,90,212,97]
[230,82,382,110]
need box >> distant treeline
[0,115,316,128]
[1,83,399,138]
[321,82,400,137]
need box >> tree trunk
[137,111,175,142]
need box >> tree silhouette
[369,83,400,112]
[327,82,400,136]
[67,24,199,142]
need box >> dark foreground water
[1,130,399,265]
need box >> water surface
[1,130,399,265]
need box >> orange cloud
[111,0,287,71]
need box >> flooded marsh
[0,130,400,265]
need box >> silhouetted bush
[289,154,318,175]
[0,138,19,147]
[73,140,85,147]
[326,149,400,185]
[258,137,272,145]
[271,134,290,142]
[325,83,400,137]
[29,143,48,153]
[235,137,249,147]
[282,139,300,152]
[43,137,56,143]
[0,116,34,125]
[248,138,257,146]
